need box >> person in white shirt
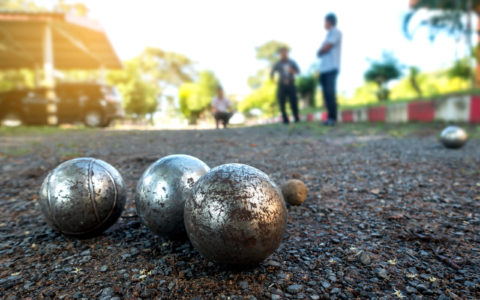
[212,86,233,129]
[318,13,342,126]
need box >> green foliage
[255,40,290,66]
[178,71,219,124]
[54,0,89,16]
[364,53,402,101]
[238,80,277,116]
[0,0,43,10]
[390,69,470,99]
[107,47,195,120]
[0,69,35,92]
[447,58,473,79]
[107,58,157,118]
[403,0,480,40]
[248,69,268,90]
[340,68,470,107]
[340,82,379,107]
[0,0,87,14]
[408,66,423,97]
[296,75,317,107]
[138,47,195,89]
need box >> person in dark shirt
[270,47,300,124]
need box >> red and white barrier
[263,94,480,124]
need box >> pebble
[321,281,331,289]
[357,251,371,265]
[265,260,282,267]
[239,281,249,290]
[406,286,416,294]
[101,287,114,297]
[287,284,303,294]
[375,268,388,280]
[330,288,340,294]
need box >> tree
[238,80,277,116]
[138,47,195,90]
[107,47,195,122]
[390,68,470,100]
[404,0,479,86]
[296,75,317,108]
[0,0,42,10]
[106,58,157,120]
[0,69,35,92]
[255,40,290,65]
[408,66,423,97]
[364,53,402,101]
[178,71,219,124]
[447,57,473,79]
[54,0,88,16]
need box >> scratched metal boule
[38,157,126,237]
[440,125,468,149]
[184,163,287,265]
[135,154,210,237]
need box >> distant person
[212,86,233,129]
[317,13,342,126]
[271,47,300,125]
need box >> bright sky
[46,0,472,97]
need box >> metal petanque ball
[440,126,468,149]
[184,163,287,265]
[135,154,210,236]
[39,158,126,237]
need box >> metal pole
[43,23,57,125]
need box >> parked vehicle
[0,82,124,127]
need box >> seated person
[212,86,233,129]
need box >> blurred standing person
[318,13,342,126]
[271,47,300,124]
[212,86,233,129]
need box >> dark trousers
[319,69,338,121]
[277,84,299,124]
[214,112,233,128]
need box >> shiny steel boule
[184,163,287,265]
[440,126,468,149]
[39,158,126,237]
[135,154,210,236]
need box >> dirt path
[0,124,479,299]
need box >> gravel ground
[0,123,479,299]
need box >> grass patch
[59,151,84,158]
[1,147,31,157]
[257,121,480,140]
[0,125,92,136]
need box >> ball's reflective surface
[39,158,126,237]
[440,126,468,149]
[184,163,287,265]
[135,154,210,236]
